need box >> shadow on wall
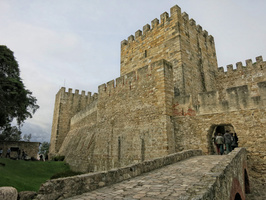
[207,124,239,155]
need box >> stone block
[0,187,18,200]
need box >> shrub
[52,155,65,161]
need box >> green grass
[0,158,70,192]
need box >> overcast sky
[1,0,266,143]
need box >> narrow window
[141,138,145,161]
[144,50,148,58]
[118,137,121,162]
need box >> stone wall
[0,141,40,159]
[36,150,202,200]
[180,148,248,200]
[57,59,175,172]
[173,108,266,188]
[49,87,98,158]
[217,56,266,100]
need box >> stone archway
[207,124,236,155]
[234,193,242,200]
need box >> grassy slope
[0,158,69,192]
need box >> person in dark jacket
[231,132,238,150]
[224,131,233,154]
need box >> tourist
[6,148,11,158]
[215,133,224,155]
[224,130,233,154]
[17,149,21,160]
[212,135,220,155]
[22,150,25,160]
[231,132,238,150]
[0,148,3,158]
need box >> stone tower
[121,5,218,104]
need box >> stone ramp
[66,155,224,200]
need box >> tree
[39,142,50,157]
[23,133,32,142]
[0,125,21,141]
[0,45,39,139]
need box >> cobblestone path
[66,155,225,200]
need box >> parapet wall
[36,150,202,200]
[173,56,266,116]
[180,148,248,200]
[216,56,266,99]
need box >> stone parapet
[36,149,202,200]
[178,148,248,200]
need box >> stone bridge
[36,148,249,200]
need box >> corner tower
[121,5,218,103]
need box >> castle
[49,5,266,185]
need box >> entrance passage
[235,193,242,200]
[208,124,239,155]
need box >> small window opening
[144,50,148,58]
[118,137,121,162]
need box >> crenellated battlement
[173,80,266,117]
[98,60,172,97]
[61,87,98,99]
[120,4,218,96]
[217,56,265,75]
[121,5,213,48]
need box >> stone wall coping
[36,149,202,200]
[180,147,247,199]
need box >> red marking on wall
[230,178,245,200]
[172,103,196,116]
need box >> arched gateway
[207,124,238,155]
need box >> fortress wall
[49,87,97,157]
[70,98,98,130]
[216,56,266,100]
[58,60,175,172]
[121,5,218,101]
[173,79,266,116]
[173,108,266,187]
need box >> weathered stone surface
[18,191,37,200]
[66,148,248,200]
[36,150,202,200]
[0,187,18,200]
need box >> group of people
[214,131,238,155]
[0,148,27,159]
[0,148,11,158]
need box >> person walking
[212,136,220,155]
[215,133,224,155]
[0,148,3,158]
[224,131,233,154]
[231,132,238,150]
[6,148,11,158]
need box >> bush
[52,155,65,161]
[50,170,83,179]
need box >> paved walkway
[66,155,224,200]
